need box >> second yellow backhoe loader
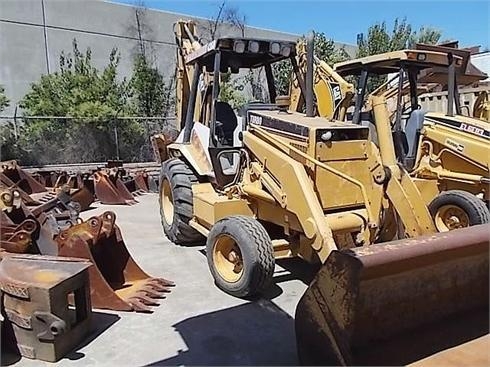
[288,41,489,231]
[153,20,489,366]
[334,49,490,231]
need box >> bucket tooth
[54,211,173,312]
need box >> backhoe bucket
[295,224,489,366]
[93,171,137,205]
[55,211,173,312]
[0,160,46,194]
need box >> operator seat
[403,109,425,170]
[215,101,238,146]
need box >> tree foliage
[0,85,9,113]
[357,18,442,91]
[18,40,144,164]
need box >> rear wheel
[429,190,490,232]
[206,216,275,298]
[159,158,204,245]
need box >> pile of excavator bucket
[0,160,171,362]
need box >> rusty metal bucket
[93,171,137,205]
[55,211,173,312]
[295,224,490,366]
[0,160,46,194]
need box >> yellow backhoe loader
[288,42,489,231]
[153,20,488,365]
[334,50,490,231]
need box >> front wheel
[429,190,490,232]
[206,216,275,298]
[159,158,204,245]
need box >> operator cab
[334,48,471,170]
[179,37,298,186]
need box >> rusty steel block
[0,254,92,362]
[55,211,174,312]
[93,171,137,205]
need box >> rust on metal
[93,171,137,205]
[0,253,92,362]
[55,211,174,312]
[295,224,490,366]
[0,160,47,194]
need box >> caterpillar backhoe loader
[154,20,488,365]
[334,49,490,231]
[288,42,489,231]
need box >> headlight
[270,42,281,54]
[233,41,246,53]
[248,41,260,53]
[281,45,291,57]
[417,53,427,61]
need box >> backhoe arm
[289,42,354,120]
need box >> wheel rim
[212,234,243,283]
[161,179,174,225]
[434,204,470,231]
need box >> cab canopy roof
[334,49,463,76]
[185,37,297,72]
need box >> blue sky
[113,0,489,49]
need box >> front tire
[159,158,204,245]
[429,190,490,232]
[206,216,275,298]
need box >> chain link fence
[0,115,178,165]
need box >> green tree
[0,86,21,161]
[130,54,173,120]
[357,18,442,91]
[273,31,350,95]
[19,40,143,164]
[0,85,9,112]
[219,72,247,110]
[409,26,442,46]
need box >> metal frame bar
[264,63,276,103]
[352,69,368,125]
[183,64,202,143]
[209,51,221,147]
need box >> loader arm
[369,95,436,235]
[289,42,354,120]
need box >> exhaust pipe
[305,31,315,117]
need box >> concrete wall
[0,0,357,116]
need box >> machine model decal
[249,114,263,126]
[445,138,465,153]
[427,116,490,139]
[248,112,310,137]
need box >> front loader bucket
[93,171,137,205]
[56,211,173,312]
[295,224,489,366]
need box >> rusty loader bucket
[55,211,173,312]
[295,224,489,366]
[93,171,137,205]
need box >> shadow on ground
[148,300,297,366]
[1,311,119,366]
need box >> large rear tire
[206,216,275,298]
[429,190,490,232]
[159,158,204,245]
